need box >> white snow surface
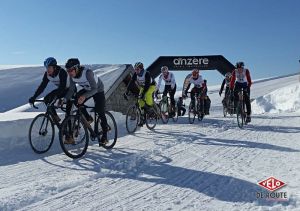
[0,70,300,210]
[252,84,300,114]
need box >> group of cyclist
[219,61,252,123]
[124,61,252,125]
[29,58,252,140]
[29,57,109,145]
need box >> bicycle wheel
[236,102,245,129]
[59,115,89,159]
[188,103,196,124]
[172,105,178,122]
[159,101,169,124]
[145,107,158,130]
[29,113,55,154]
[97,111,117,149]
[223,103,227,117]
[198,101,204,122]
[126,105,140,134]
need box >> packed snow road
[0,74,299,210]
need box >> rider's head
[225,72,232,80]
[134,62,144,76]
[44,57,57,76]
[65,58,80,78]
[192,69,199,79]
[236,61,244,70]
[161,66,169,77]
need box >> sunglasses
[67,67,76,73]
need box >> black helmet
[236,61,244,68]
[134,62,144,69]
[65,58,80,69]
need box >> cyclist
[177,97,186,116]
[183,69,205,112]
[230,61,252,123]
[156,66,177,117]
[219,72,232,108]
[125,62,156,126]
[65,58,108,145]
[202,79,211,115]
[29,57,69,122]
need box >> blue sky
[0,0,299,86]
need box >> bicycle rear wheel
[59,115,89,159]
[97,111,117,149]
[126,105,140,134]
[145,107,158,130]
[29,113,54,154]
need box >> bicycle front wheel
[236,102,245,129]
[97,111,118,149]
[159,101,169,124]
[29,113,55,154]
[188,104,196,124]
[59,115,89,159]
[126,105,140,134]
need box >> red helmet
[192,69,199,78]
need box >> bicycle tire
[29,113,55,154]
[97,111,118,149]
[236,102,245,128]
[188,103,196,124]
[59,115,89,159]
[145,107,158,130]
[126,105,140,134]
[159,101,169,124]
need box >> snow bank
[252,84,300,114]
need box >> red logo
[258,177,286,192]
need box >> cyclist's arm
[56,68,67,96]
[33,72,49,98]
[82,69,98,99]
[142,72,151,94]
[126,73,137,93]
[171,73,176,89]
[220,79,225,94]
[64,78,76,101]
[246,69,252,87]
[230,71,236,89]
[156,74,162,91]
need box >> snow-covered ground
[0,68,300,210]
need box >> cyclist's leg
[144,85,156,107]
[138,87,145,109]
[169,84,176,109]
[76,90,93,122]
[244,87,251,116]
[190,87,196,109]
[44,89,60,117]
[233,83,240,112]
[93,91,108,139]
[181,107,186,116]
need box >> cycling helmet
[44,57,57,68]
[225,72,232,78]
[134,62,144,70]
[161,66,169,73]
[192,69,199,78]
[236,61,244,68]
[65,58,80,69]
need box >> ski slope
[0,72,300,210]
